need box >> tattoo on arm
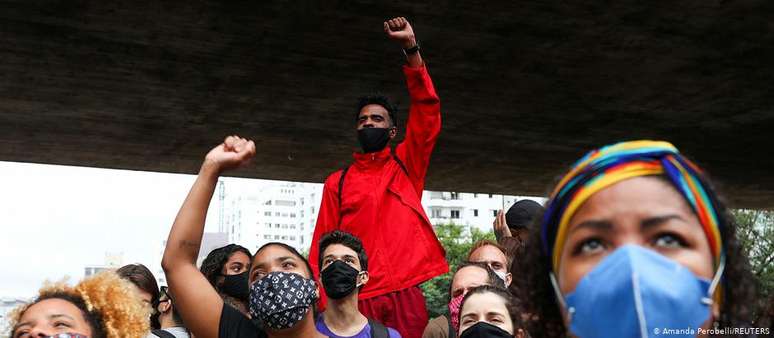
[178,240,200,250]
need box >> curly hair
[199,244,252,289]
[513,172,761,337]
[8,271,150,338]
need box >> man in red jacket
[309,17,448,338]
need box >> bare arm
[161,135,256,338]
[384,17,423,67]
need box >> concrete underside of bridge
[1,1,773,208]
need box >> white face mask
[494,270,508,283]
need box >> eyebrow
[569,220,613,234]
[641,214,685,229]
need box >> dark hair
[199,244,252,289]
[356,94,398,129]
[452,261,505,297]
[514,171,761,337]
[459,285,524,335]
[116,263,160,329]
[468,239,513,271]
[29,292,106,338]
[159,286,185,327]
[318,230,369,272]
[505,199,544,230]
[255,242,315,280]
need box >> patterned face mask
[249,271,317,330]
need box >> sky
[0,160,277,298]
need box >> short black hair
[318,230,369,272]
[356,94,398,129]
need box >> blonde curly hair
[7,271,150,338]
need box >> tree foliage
[420,223,495,318]
[732,209,774,319]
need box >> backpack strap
[368,318,390,338]
[151,329,177,338]
[336,166,350,229]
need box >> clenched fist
[384,17,416,49]
[203,135,256,173]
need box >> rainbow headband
[540,140,724,272]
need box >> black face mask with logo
[219,271,250,301]
[321,260,362,299]
[357,128,391,153]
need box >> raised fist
[203,135,256,173]
[384,17,416,49]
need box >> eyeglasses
[44,334,89,338]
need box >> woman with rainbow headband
[514,140,759,338]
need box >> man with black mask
[310,17,447,338]
[317,230,401,338]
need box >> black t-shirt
[218,303,267,338]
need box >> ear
[505,273,513,288]
[515,328,526,338]
[389,127,397,139]
[159,301,171,314]
[358,271,370,287]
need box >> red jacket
[309,65,448,300]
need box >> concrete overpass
[1,1,773,208]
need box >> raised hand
[384,16,416,49]
[203,135,256,173]
[493,209,512,242]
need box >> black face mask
[321,260,361,299]
[357,128,391,153]
[459,322,513,338]
[220,271,250,301]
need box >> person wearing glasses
[147,286,190,338]
[9,271,150,338]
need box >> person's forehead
[322,243,358,258]
[471,245,507,263]
[358,104,389,116]
[253,245,295,265]
[461,292,508,314]
[226,251,251,264]
[23,298,81,320]
[452,266,489,288]
[568,176,697,229]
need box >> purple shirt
[316,316,402,338]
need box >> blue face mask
[551,245,723,338]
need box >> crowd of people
[8,16,772,338]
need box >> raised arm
[386,18,441,195]
[161,135,256,338]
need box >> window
[290,213,296,218]
[450,192,459,200]
[264,211,271,216]
[264,235,272,239]
[281,236,288,240]
[290,236,296,240]
[432,209,443,218]
[276,200,296,207]
[451,210,460,219]
[290,225,296,230]
[275,212,280,217]
[488,194,493,198]
[281,213,288,218]
[473,193,478,198]
[492,210,498,217]
[264,200,272,205]
[274,235,280,240]
[473,209,479,217]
